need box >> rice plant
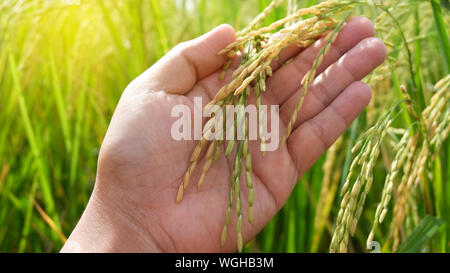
[0,0,448,253]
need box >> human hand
[61,17,386,253]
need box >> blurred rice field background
[0,0,449,252]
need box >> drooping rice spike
[221,177,234,246]
[244,139,254,224]
[281,14,350,148]
[197,140,217,190]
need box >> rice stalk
[280,15,349,147]
[330,104,403,253]
[312,137,344,251]
[335,75,449,252]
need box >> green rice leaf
[396,215,445,253]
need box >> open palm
[63,17,386,252]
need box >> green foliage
[396,215,444,253]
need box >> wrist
[61,181,161,253]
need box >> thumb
[134,24,236,95]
